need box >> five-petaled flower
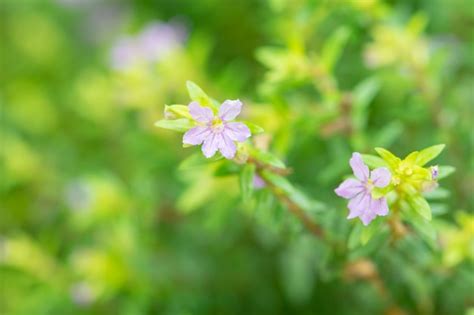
[183,100,251,159]
[335,153,392,225]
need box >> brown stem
[249,158,326,240]
[247,157,293,176]
[273,186,325,239]
[344,259,407,315]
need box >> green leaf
[321,27,351,71]
[351,78,380,131]
[371,185,393,199]
[437,165,455,179]
[407,195,432,220]
[374,147,400,168]
[250,148,286,169]
[415,144,445,166]
[262,170,293,193]
[407,13,428,35]
[240,164,256,202]
[178,152,223,170]
[348,223,363,249]
[360,218,383,245]
[373,121,404,148]
[423,187,450,200]
[186,81,214,108]
[405,151,419,164]
[430,203,449,216]
[402,206,437,248]
[281,237,317,304]
[404,183,419,196]
[255,47,284,68]
[243,121,264,134]
[411,219,437,248]
[164,104,191,119]
[262,171,324,213]
[154,118,194,132]
[361,154,387,168]
[214,162,240,176]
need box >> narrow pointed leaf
[240,164,256,202]
[437,165,455,179]
[164,104,191,119]
[415,144,445,166]
[407,195,432,220]
[155,119,194,132]
[186,81,214,108]
[362,154,387,168]
[375,147,400,167]
[250,148,286,169]
[243,121,264,134]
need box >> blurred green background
[0,0,473,314]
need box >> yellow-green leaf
[250,148,286,169]
[437,165,455,179]
[375,147,400,168]
[240,164,256,202]
[407,195,432,220]
[155,118,194,133]
[415,144,445,166]
[243,121,264,135]
[348,224,363,249]
[362,154,387,168]
[186,81,214,108]
[164,104,191,119]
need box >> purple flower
[110,21,186,70]
[139,22,186,62]
[335,153,392,225]
[183,100,251,159]
[110,37,142,70]
[253,174,266,189]
[431,165,439,180]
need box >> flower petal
[347,192,370,219]
[335,178,364,199]
[360,210,376,226]
[253,174,266,189]
[372,197,389,216]
[183,126,211,145]
[224,122,251,142]
[202,133,219,158]
[370,167,391,188]
[189,101,214,123]
[350,152,369,182]
[217,133,237,159]
[218,99,242,121]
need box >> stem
[270,184,325,239]
[345,259,406,314]
[249,157,326,240]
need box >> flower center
[365,179,374,191]
[397,162,413,176]
[211,117,225,133]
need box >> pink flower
[110,21,186,70]
[431,165,439,180]
[110,37,142,70]
[183,100,251,159]
[253,174,266,189]
[138,22,186,62]
[335,153,391,225]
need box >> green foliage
[240,163,255,202]
[154,118,195,132]
[186,80,216,109]
[416,144,446,166]
[1,1,473,315]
